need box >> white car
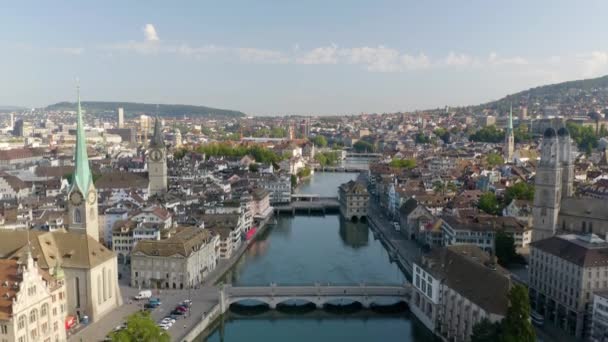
[162,318,176,324]
[157,323,170,330]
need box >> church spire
[72,84,92,194]
[150,117,164,147]
[507,104,513,132]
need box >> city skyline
[3,0,608,115]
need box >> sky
[2,0,608,115]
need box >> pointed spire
[72,83,92,194]
[150,116,164,147]
[508,103,514,131]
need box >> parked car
[171,309,185,316]
[181,299,192,307]
[175,306,188,313]
[134,290,152,300]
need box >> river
[201,168,434,341]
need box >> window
[53,322,58,332]
[18,315,25,330]
[0,325,6,334]
[29,309,37,324]
[41,304,48,317]
[74,209,82,223]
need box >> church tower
[67,86,100,241]
[558,127,574,198]
[147,117,167,196]
[504,104,515,163]
[532,127,562,241]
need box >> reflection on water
[221,215,405,286]
[296,172,359,197]
[338,216,369,249]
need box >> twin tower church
[67,88,167,242]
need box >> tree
[434,128,450,144]
[471,318,501,342]
[249,163,259,172]
[111,311,169,342]
[290,174,298,188]
[312,135,328,147]
[389,158,416,169]
[504,182,534,205]
[486,153,504,167]
[353,140,375,152]
[501,285,536,342]
[433,180,457,194]
[469,125,504,143]
[495,231,517,266]
[478,192,501,215]
[415,133,431,144]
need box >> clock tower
[67,85,100,241]
[147,117,167,196]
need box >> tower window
[74,209,82,223]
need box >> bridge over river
[219,284,411,312]
[274,194,340,214]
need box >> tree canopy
[485,153,504,167]
[353,140,375,152]
[469,125,504,143]
[110,311,170,342]
[504,182,534,204]
[196,143,282,164]
[478,192,501,215]
[566,122,600,155]
[315,151,340,166]
[311,135,328,147]
[389,158,417,169]
[495,231,517,266]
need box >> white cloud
[488,52,528,66]
[143,24,159,42]
[581,51,608,78]
[296,45,338,65]
[443,52,474,67]
[236,48,289,64]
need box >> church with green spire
[67,86,100,242]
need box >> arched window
[29,309,37,324]
[74,209,82,223]
[18,315,26,330]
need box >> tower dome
[557,127,570,137]
[544,127,557,138]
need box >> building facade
[338,180,369,221]
[147,118,168,197]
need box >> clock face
[69,191,83,206]
[87,190,97,205]
[149,149,163,162]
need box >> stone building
[0,253,67,342]
[338,180,369,221]
[147,118,168,196]
[131,227,219,289]
[0,230,122,323]
[529,234,608,338]
[411,245,511,342]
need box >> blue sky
[2,0,608,115]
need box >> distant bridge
[313,166,369,173]
[219,284,411,312]
[345,152,383,158]
[274,196,339,215]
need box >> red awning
[246,227,257,240]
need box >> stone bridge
[219,284,411,313]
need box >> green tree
[434,128,450,144]
[469,125,504,143]
[311,135,328,147]
[504,182,534,204]
[486,153,504,167]
[290,174,298,188]
[433,180,457,194]
[173,148,187,160]
[353,140,375,152]
[389,158,417,169]
[471,318,501,342]
[478,192,501,215]
[111,311,169,342]
[415,133,431,144]
[501,285,536,342]
[297,167,311,178]
[495,231,517,266]
[249,163,259,172]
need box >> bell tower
[532,127,562,241]
[147,117,167,196]
[67,85,100,241]
[504,104,515,163]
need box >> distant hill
[45,101,246,118]
[0,106,27,112]
[479,74,608,114]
